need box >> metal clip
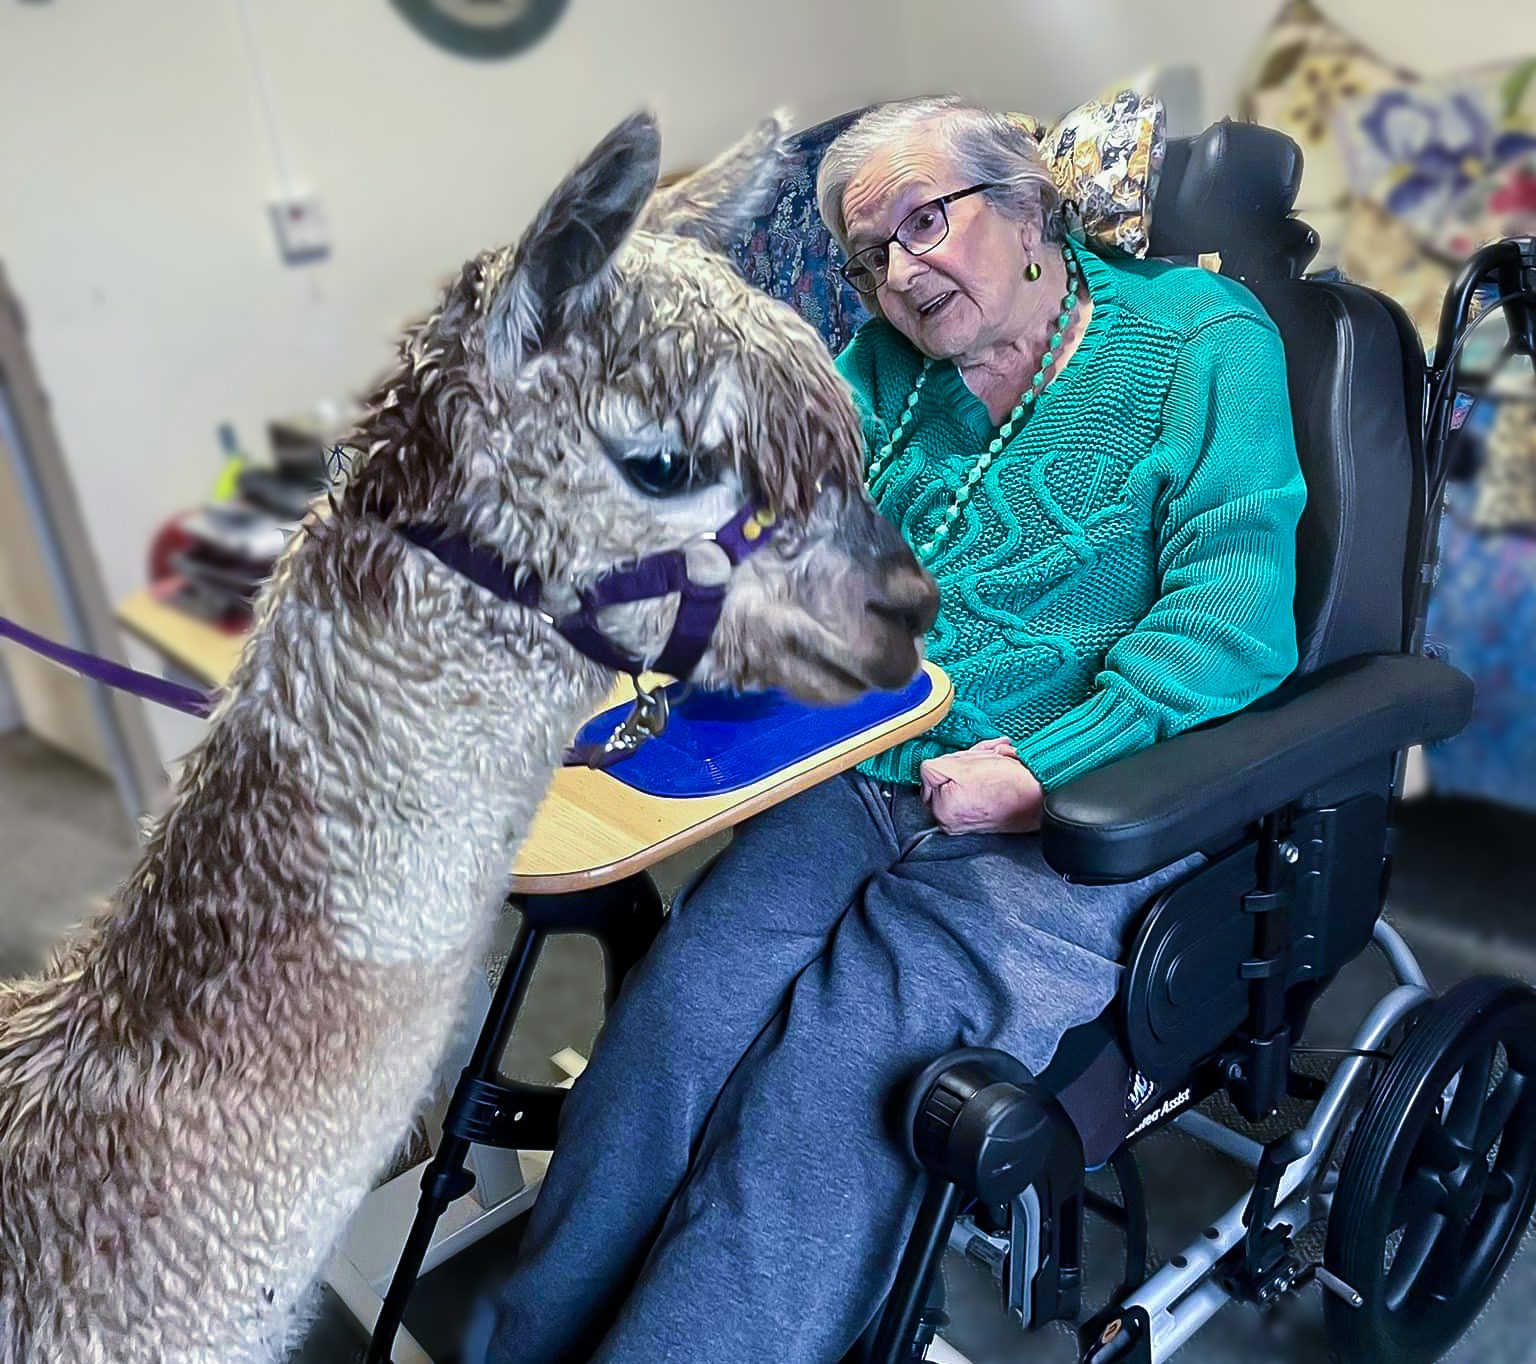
[569,676,678,770]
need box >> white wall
[0,0,906,767]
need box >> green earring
[1024,260,1043,282]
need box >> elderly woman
[470,97,1306,1363]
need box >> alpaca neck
[127,514,614,976]
[288,521,614,965]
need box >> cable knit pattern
[841,238,1308,790]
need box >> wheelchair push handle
[1430,235,1536,389]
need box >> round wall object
[390,0,569,59]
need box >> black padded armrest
[1040,653,1473,884]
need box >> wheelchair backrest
[1149,121,1429,673]
[734,115,1430,674]
[730,109,872,357]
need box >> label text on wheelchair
[1127,1085,1193,1139]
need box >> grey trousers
[464,772,1198,1364]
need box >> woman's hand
[919,738,1045,835]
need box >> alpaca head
[345,111,937,701]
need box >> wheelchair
[844,124,1536,1364]
[367,121,1536,1364]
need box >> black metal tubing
[1083,1188,1127,1228]
[365,907,548,1364]
[1226,812,1298,1121]
[1108,1148,1148,1291]
[365,874,666,1364]
[1413,236,1536,657]
[866,1177,962,1364]
[523,875,666,1009]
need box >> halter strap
[397,501,778,680]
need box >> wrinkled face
[841,134,1041,362]
[364,112,937,702]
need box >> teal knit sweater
[842,238,1307,791]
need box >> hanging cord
[231,0,300,196]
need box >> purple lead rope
[0,613,218,718]
[0,503,779,740]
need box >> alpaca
[0,112,938,1364]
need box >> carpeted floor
[4,732,1533,1364]
[0,730,138,979]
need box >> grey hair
[816,96,1064,249]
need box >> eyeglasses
[839,183,997,295]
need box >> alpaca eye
[619,446,701,498]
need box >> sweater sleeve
[1010,314,1308,790]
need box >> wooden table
[117,584,952,1361]
[117,585,247,689]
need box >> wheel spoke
[1393,1170,1448,1230]
[1474,1070,1527,1155]
[1422,1215,1473,1303]
[1415,1118,1463,1173]
[1484,1167,1519,1207]
[1387,1211,1448,1308]
[1446,1045,1495,1145]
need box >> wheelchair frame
[940,918,1430,1363]
[859,235,1536,1364]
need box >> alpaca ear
[488,110,661,371]
[642,113,790,252]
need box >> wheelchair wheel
[1324,977,1536,1364]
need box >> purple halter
[396,501,780,680]
[0,504,780,761]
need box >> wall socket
[269,193,330,265]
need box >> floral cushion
[1466,55,1536,129]
[1425,484,1536,813]
[1333,77,1536,241]
[1049,89,1167,258]
[1237,0,1414,214]
[1336,197,1449,347]
[1433,149,1536,259]
[1008,89,1166,258]
[1474,399,1536,532]
[729,109,871,356]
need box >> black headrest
[1149,121,1320,280]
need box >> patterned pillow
[1474,399,1536,532]
[1336,197,1450,348]
[729,109,872,356]
[1008,89,1167,258]
[1238,0,1414,215]
[1433,150,1536,259]
[1333,76,1536,241]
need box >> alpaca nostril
[868,564,939,637]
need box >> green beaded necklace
[864,244,1081,560]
